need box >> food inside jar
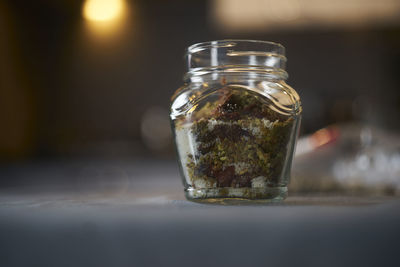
[174,87,294,194]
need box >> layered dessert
[173,87,295,200]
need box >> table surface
[0,159,399,267]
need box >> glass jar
[170,40,302,203]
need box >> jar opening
[186,40,287,80]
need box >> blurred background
[1,0,400,194]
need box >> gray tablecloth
[0,159,399,267]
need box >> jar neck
[184,66,288,84]
[184,40,288,83]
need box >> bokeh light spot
[83,0,124,22]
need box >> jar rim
[187,39,285,56]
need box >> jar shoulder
[170,81,301,120]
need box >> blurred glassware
[291,123,400,196]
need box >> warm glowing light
[83,0,124,22]
[312,129,331,147]
[311,127,339,147]
[296,126,339,156]
[214,0,400,31]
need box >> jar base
[185,186,287,205]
